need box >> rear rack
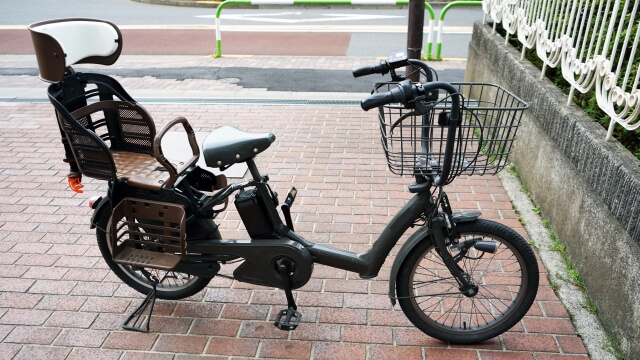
[110,198,186,270]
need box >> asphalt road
[1,0,474,93]
[0,0,483,58]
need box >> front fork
[429,191,478,297]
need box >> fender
[89,196,111,229]
[387,211,481,306]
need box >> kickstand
[122,271,158,333]
[274,260,302,331]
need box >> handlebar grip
[360,86,406,111]
[352,64,380,78]
[352,60,391,78]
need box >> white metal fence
[483,0,640,141]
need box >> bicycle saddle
[203,126,275,168]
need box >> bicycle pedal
[274,308,301,331]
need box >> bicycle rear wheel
[95,204,212,300]
[396,219,538,343]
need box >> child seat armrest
[154,117,200,188]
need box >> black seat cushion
[203,126,275,168]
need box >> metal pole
[407,0,425,81]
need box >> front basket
[376,82,529,183]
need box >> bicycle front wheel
[396,219,539,343]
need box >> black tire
[396,219,539,343]
[95,204,212,300]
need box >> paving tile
[0,252,21,265]
[313,342,366,360]
[28,279,77,295]
[424,348,479,360]
[342,325,393,344]
[148,316,193,334]
[556,335,588,354]
[173,302,223,318]
[79,297,131,313]
[369,345,424,360]
[53,328,109,347]
[479,351,535,360]
[70,282,120,297]
[103,331,159,351]
[540,301,570,318]
[290,323,341,342]
[44,311,98,328]
[205,337,259,357]
[4,326,61,344]
[239,321,289,339]
[91,313,129,331]
[153,334,208,354]
[14,254,60,266]
[204,288,251,304]
[12,345,71,360]
[0,324,14,341]
[121,352,174,360]
[173,355,227,360]
[324,279,368,293]
[0,293,43,309]
[190,318,241,337]
[22,266,69,280]
[502,333,559,352]
[535,355,589,360]
[259,339,312,360]
[524,317,577,335]
[35,295,87,311]
[0,343,22,360]
[66,348,123,360]
[344,293,391,310]
[394,328,449,347]
[318,308,367,325]
[369,309,414,327]
[220,304,270,320]
[297,292,343,308]
[0,308,51,325]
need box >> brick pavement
[0,56,587,359]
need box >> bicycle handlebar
[352,58,409,78]
[361,80,462,186]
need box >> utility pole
[406,0,424,81]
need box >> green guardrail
[434,1,482,60]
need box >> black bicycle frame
[189,158,436,280]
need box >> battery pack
[235,188,275,239]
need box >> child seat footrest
[110,198,187,271]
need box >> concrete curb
[499,169,615,360]
[466,21,640,358]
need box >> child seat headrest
[28,18,123,83]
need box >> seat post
[246,158,263,181]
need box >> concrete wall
[465,22,640,358]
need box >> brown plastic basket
[376,82,528,183]
[109,198,186,270]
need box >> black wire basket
[376,82,528,184]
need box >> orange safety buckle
[68,177,84,193]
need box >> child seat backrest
[29,18,122,83]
